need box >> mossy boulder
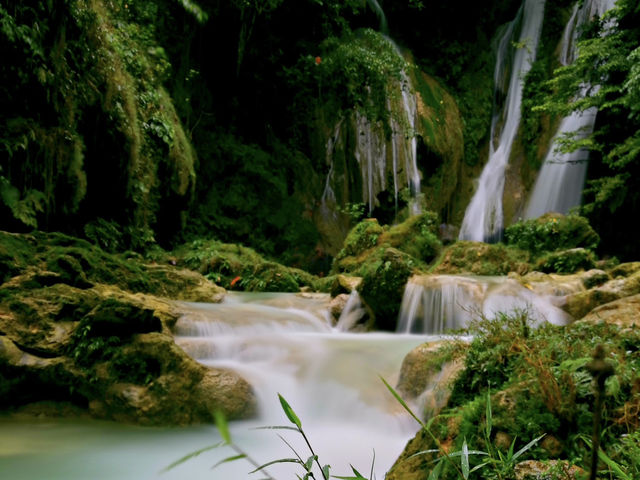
[432,241,531,275]
[379,211,442,263]
[357,247,421,330]
[0,282,255,424]
[173,238,318,292]
[563,270,640,319]
[535,248,597,274]
[396,340,467,419]
[504,213,599,255]
[388,316,640,480]
[578,293,640,329]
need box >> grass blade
[249,457,302,473]
[278,393,302,429]
[213,409,231,444]
[598,447,632,480]
[211,453,246,470]
[160,442,223,473]
[461,438,470,479]
[512,434,545,462]
[427,459,443,480]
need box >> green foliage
[188,133,319,264]
[68,323,122,368]
[432,241,531,276]
[504,213,599,257]
[535,248,597,274]
[432,311,640,479]
[175,238,319,292]
[381,211,442,263]
[334,219,384,262]
[531,0,640,258]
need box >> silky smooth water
[0,292,436,480]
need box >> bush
[504,213,599,255]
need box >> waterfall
[524,0,617,219]
[459,0,546,242]
[397,274,575,334]
[322,3,421,218]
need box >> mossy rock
[563,270,640,319]
[535,248,597,274]
[432,241,531,275]
[334,219,384,263]
[379,211,442,263]
[0,282,256,424]
[504,213,599,256]
[173,238,319,292]
[357,247,421,330]
[333,213,441,275]
[388,316,640,480]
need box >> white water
[525,0,617,218]
[397,274,574,334]
[322,4,421,218]
[0,293,435,479]
[459,0,546,242]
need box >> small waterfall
[524,0,617,218]
[459,0,546,242]
[174,292,430,478]
[335,290,367,331]
[397,274,574,334]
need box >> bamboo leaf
[249,458,302,473]
[598,448,632,480]
[213,409,231,444]
[160,442,223,472]
[278,393,302,429]
[211,454,246,470]
[380,376,425,428]
[323,464,331,479]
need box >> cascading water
[524,0,617,218]
[172,292,432,478]
[459,0,546,242]
[322,2,421,218]
[397,274,577,334]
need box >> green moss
[504,213,600,257]
[536,248,597,274]
[380,212,442,263]
[432,241,531,275]
[173,238,320,292]
[357,247,421,330]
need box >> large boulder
[0,249,256,424]
[563,270,640,319]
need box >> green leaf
[322,464,331,479]
[160,443,223,472]
[250,458,302,474]
[461,438,470,480]
[512,434,545,462]
[380,376,425,428]
[598,447,632,480]
[305,455,317,471]
[278,393,302,429]
[427,460,443,480]
[211,454,247,470]
[485,388,492,439]
[213,409,231,444]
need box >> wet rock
[514,460,582,480]
[563,270,640,319]
[578,293,640,329]
[329,293,350,321]
[329,275,363,297]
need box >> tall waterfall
[524,0,617,219]
[321,4,421,217]
[459,0,546,242]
